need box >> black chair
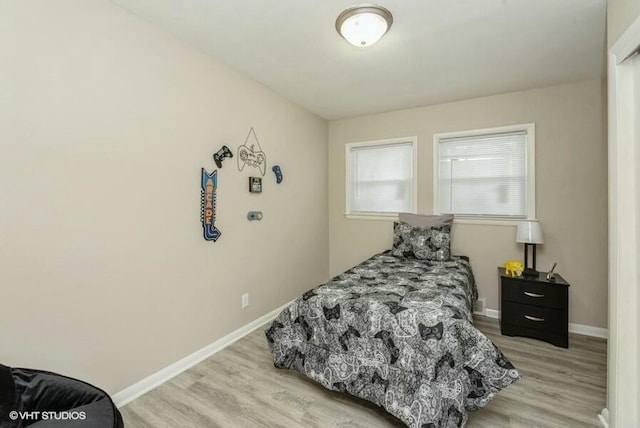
[0,364,123,427]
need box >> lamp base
[522,267,539,278]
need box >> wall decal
[249,177,262,193]
[272,165,283,183]
[201,168,221,242]
[213,145,233,168]
[247,211,263,221]
[237,127,267,176]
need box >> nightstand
[498,267,570,348]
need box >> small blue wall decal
[272,165,283,183]
[201,168,221,241]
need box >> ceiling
[110,0,607,120]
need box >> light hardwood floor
[121,316,607,427]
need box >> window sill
[344,213,534,226]
[344,213,399,221]
[452,217,534,226]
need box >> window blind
[349,142,414,213]
[438,131,527,217]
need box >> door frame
[603,14,640,428]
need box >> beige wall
[608,0,640,46]
[329,79,608,328]
[0,0,328,394]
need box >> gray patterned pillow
[391,221,416,258]
[392,221,451,261]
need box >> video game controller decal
[213,145,233,168]
[237,127,267,176]
[272,165,283,183]
[201,168,221,242]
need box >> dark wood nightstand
[498,267,570,348]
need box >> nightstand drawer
[501,278,567,309]
[501,324,569,348]
[501,302,567,334]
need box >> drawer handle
[524,292,544,298]
[525,315,545,322]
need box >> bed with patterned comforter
[265,251,520,427]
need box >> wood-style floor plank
[121,316,606,427]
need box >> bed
[265,221,520,427]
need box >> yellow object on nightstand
[503,261,523,277]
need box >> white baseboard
[598,408,609,427]
[569,323,609,339]
[478,308,608,339]
[485,308,500,319]
[112,300,293,408]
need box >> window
[433,124,535,221]
[346,137,417,217]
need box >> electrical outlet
[473,297,486,315]
[242,293,249,308]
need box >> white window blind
[438,131,527,218]
[349,141,414,214]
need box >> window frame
[432,123,536,225]
[345,136,418,220]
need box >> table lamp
[516,221,544,277]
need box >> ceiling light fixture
[335,4,393,48]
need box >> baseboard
[112,299,293,408]
[485,308,500,319]
[479,309,608,339]
[598,408,609,427]
[568,323,609,339]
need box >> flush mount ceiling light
[335,4,393,47]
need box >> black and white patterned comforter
[265,252,520,427]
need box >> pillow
[391,221,417,258]
[392,221,451,261]
[398,213,453,228]
[412,224,451,261]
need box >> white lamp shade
[516,221,544,244]
[336,5,393,47]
